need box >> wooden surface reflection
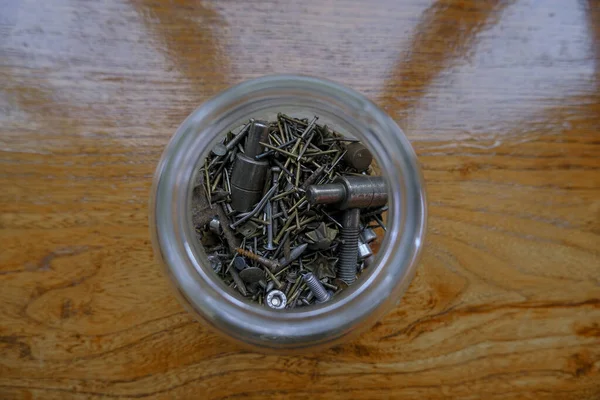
[1,0,599,399]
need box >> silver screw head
[207,254,222,273]
[266,290,287,310]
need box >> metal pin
[274,210,297,244]
[297,130,315,161]
[204,159,212,205]
[263,266,284,289]
[259,142,297,159]
[225,120,253,151]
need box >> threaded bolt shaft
[338,208,360,284]
[302,272,331,303]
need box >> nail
[264,202,276,251]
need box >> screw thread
[338,208,360,284]
[236,248,279,270]
[302,272,330,302]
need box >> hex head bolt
[306,176,388,284]
[338,208,361,284]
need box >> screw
[266,290,287,309]
[235,248,280,271]
[302,272,331,303]
[338,208,361,284]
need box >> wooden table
[2,0,599,398]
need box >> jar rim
[150,75,427,350]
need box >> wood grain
[1,0,599,398]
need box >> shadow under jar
[150,75,426,352]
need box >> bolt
[302,272,331,303]
[338,208,361,284]
[235,248,280,271]
[266,290,287,309]
[306,176,387,210]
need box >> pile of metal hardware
[193,114,388,309]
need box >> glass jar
[150,75,426,351]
